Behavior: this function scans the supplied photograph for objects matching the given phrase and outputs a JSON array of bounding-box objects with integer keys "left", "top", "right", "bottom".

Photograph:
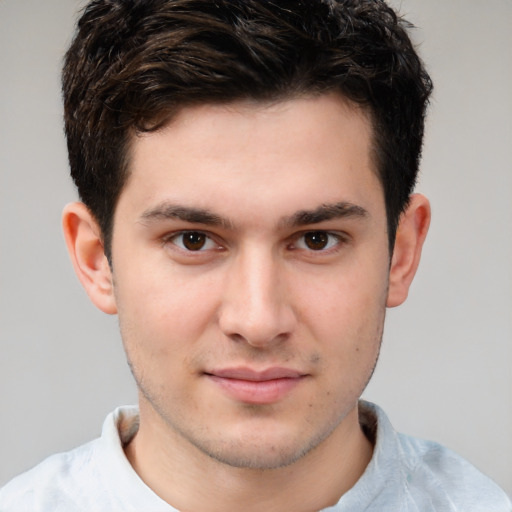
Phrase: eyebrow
[
  {"left": 139, "top": 203, "right": 234, "bottom": 229},
  {"left": 282, "top": 202, "right": 368, "bottom": 227},
  {"left": 139, "top": 200, "right": 368, "bottom": 230}
]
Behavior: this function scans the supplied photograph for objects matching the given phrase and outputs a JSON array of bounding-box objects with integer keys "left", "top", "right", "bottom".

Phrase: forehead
[{"left": 120, "top": 93, "right": 383, "bottom": 225}]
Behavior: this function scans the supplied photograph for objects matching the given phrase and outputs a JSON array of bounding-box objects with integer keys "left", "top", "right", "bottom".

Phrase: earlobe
[
  {"left": 62, "top": 202, "right": 117, "bottom": 315},
  {"left": 386, "top": 194, "right": 431, "bottom": 308}
]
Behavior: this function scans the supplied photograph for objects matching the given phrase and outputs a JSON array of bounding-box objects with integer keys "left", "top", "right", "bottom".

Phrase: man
[{"left": 0, "top": 0, "right": 510, "bottom": 510}]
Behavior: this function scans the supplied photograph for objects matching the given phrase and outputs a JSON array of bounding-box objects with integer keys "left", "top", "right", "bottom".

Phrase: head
[
  {"left": 61, "top": 0, "right": 432, "bottom": 483},
  {"left": 63, "top": 0, "right": 432, "bottom": 260}
]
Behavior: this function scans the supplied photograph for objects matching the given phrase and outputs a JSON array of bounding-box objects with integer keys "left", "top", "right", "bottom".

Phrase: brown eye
[
  {"left": 166, "top": 230, "right": 222, "bottom": 258},
  {"left": 303, "top": 231, "right": 329, "bottom": 250},
  {"left": 179, "top": 232, "right": 208, "bottom": 251}
]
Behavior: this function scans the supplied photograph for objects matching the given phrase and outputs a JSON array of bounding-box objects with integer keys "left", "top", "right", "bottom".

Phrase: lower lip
[{"left": 207, "top": 375, "right": 303, "bottom": 405}]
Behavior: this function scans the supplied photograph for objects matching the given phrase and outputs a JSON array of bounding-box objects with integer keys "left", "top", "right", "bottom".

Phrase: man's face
[{"left": 110, "top": 94, "right": 390, "bottom": 469}]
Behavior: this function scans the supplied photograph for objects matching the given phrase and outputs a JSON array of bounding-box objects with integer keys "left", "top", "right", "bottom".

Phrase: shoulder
[
  {"left": 0, "top": 439, "right": 99, "bottom": 512},
  {"left": 396, "top": 431, "right": 512, "bottom": 511},
  {"left": 0, "top": 406, "right": 141, "bottom": 512},
  {"left": 355, "top": 401, "right": 511, "bottom": 512}
]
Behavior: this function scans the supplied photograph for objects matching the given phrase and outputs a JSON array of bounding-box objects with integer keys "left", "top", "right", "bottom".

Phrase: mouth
[{"left": 204, "top": 367, "right": 307, "bottom": 405}]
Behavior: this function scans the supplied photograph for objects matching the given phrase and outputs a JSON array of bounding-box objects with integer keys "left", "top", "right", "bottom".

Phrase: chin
[
  {"left": 188, "top": 422, "right": 333, "bottom": 471},
  {"left": 200, "top": 441, "right": 310, "bottom": 470}
]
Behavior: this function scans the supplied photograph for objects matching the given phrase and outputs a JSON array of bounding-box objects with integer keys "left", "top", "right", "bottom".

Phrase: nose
[{"left": 218, "top": 246, "right": 296, "bottom": 348}]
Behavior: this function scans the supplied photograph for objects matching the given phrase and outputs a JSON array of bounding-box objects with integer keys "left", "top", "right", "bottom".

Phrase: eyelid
[
  {"left": 289, "top": 230, "right": 349, "bottom": 252},
  {"left": 162, "top": 230, "right": 224, "bottom": 252},
  {"left": 160, "top": 228, "right": 349, "bottom": 256}
]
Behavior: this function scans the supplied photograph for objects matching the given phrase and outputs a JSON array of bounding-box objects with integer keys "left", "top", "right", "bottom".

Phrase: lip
[{"left": 205, "top": 367, "right": 307, "bottom": 405}]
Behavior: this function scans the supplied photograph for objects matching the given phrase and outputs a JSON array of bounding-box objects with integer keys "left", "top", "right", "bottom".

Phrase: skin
[{"left": 63, "top": 93, "right": 430, "bottom": 511}]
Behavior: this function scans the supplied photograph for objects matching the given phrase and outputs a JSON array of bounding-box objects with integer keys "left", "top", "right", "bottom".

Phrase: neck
[{"left": 124, "top": 400, "right": 373, "bottom": 512}]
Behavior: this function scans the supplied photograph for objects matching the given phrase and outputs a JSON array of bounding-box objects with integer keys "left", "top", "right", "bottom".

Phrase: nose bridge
[{"left": 219, "top": 242, "right": 294, "bottom": 347}]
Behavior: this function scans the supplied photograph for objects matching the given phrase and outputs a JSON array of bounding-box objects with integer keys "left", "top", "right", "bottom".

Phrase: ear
[
  {"left": 62, "top": 202, "right": 117, "bottom": 314},
  {"left": 386, "top": 193, "right": 431, "bottom": 308}
]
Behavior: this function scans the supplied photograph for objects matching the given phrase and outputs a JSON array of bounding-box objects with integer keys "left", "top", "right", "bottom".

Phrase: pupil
[
  {"left": 305, "top": 232, "right": 328, "bottom": 250},
  {"left": 183, "top": 232, "right": 206, "bottom": 251}
]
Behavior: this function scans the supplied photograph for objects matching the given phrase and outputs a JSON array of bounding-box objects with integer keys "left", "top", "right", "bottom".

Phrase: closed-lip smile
[{"left": 204, "top": 367, "right": 307, "bottom": 404}]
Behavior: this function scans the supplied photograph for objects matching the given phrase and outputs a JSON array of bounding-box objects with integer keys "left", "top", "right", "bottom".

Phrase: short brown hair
[{"left": 63, "top": 0, "right": 433, "bottom": 258}]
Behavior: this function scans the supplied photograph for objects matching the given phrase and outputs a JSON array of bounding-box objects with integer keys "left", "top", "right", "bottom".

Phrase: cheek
[
  {"left": 114, "top": 270, "right": 221, "bottom": 360},
  {"left": 294, "top": 259, "right": 388, "bottom": 347},
  {"left": 301, "top": 274, "right": 386, "bottom": 403}
]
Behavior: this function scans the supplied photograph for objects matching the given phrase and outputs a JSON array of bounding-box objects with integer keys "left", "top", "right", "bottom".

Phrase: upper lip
[{"left": 206, "top": 367, "right": 305, "bottom": 381}]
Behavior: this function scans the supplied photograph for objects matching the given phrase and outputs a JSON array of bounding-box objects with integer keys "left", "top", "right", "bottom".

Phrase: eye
[
  {"left": 169, "top": 231, "right": 218, "bottom": 251},
  {"left": 293, "top": 231, "right": 343, "bottom": 251}
]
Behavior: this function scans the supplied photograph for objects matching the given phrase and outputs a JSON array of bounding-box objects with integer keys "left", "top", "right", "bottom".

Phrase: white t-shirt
[{"left": 1, "top": 401, "right": 510, "bottom": 511}]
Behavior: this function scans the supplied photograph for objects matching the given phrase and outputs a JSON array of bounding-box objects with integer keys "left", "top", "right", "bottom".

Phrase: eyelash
[
  {"left": 289, "top": 231, "right": 347, "bottom": 253},
  {"left": 162, "top": 231, "right": 222, "bottom": 253},
  {"left": 162, "top": 230, "right": 348, "bottom": 255}
]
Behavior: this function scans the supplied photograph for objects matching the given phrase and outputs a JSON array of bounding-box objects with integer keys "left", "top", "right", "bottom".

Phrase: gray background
[{"left": 1, "top": 0, "right": 511, "bottom": 496}]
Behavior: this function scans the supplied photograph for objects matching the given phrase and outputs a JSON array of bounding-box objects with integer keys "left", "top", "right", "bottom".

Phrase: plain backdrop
[{"left": 1, "top": 0, "right": 511, "bottom": 497}]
